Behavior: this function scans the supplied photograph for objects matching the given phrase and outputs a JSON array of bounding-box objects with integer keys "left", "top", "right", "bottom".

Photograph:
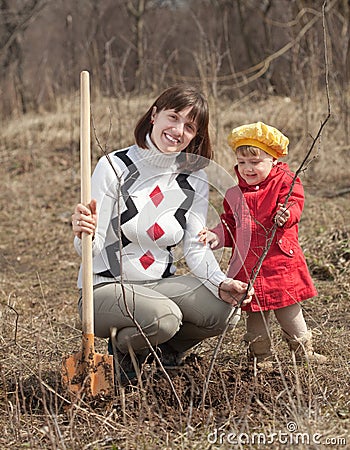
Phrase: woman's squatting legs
[{"left": 78, "top": 281, "right": 183, "bottom": 354}]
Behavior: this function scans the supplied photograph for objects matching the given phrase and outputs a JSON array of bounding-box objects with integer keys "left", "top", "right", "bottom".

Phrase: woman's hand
[
  {"left": 71, "top": 199, "right": 97, "bottom": 239},
  {"left": 219, "top": 279, "right": 254, "bottom": 306},
  {"left": 198, "top": 227, "right": 220, "bottom": 249}
]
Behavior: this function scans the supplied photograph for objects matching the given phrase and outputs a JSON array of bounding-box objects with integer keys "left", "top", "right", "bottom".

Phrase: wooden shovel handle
[{"left": 80, "top": 71, "right": 94, "bottom": 336}]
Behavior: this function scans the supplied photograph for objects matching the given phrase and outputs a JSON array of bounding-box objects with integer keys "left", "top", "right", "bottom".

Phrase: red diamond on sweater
[
  {"left": 139, "top": 250, "right": 155, "bottom": 269},
  {"left": 149, "top": 185, "right": 164, "bottom": 207},
  {"left": 147, "top": 223, "right": 165, "bottom": 240}
]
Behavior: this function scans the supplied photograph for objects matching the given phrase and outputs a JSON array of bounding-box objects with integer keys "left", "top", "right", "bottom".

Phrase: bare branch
[
  {"left": 0, "top": 0, "right": 49, "bottom": 61},
  {"left": 175, "top": 0, "right": 338, "bottom": 88}
]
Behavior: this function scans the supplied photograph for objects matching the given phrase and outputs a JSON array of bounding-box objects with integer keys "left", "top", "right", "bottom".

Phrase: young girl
[{"left": 199, "top": 121, "right": 326, "bottom": 367}]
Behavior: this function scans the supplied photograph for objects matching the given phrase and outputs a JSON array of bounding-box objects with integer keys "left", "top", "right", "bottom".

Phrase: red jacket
[{"left": 211, "top": 162, "right": 317, "bottom": 311}]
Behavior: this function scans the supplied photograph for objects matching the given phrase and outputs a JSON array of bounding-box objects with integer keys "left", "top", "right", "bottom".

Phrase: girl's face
[
  {"left": 150, "top": 106, "right": 198, "bottom": 154},
  {"left": 236, "top": 149, "right": 275, "bottom": 185}
]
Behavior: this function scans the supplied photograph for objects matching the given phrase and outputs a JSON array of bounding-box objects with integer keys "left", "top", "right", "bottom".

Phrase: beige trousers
[
  {"left": 245, "top": 303, "right": 308, "bottom": 340},
  {"left": 78, "top": 275, "right": 240, "bottom": 354}
]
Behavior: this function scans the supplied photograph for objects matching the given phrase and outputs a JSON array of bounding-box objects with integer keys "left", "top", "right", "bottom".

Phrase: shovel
[{"left": 62, "top": 70, "right": 114, "bottom": 399}]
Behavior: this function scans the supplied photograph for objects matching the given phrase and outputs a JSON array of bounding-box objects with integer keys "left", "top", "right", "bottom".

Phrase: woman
[{"left": 72, "top": 86, "right": 252, "bottom": 376}]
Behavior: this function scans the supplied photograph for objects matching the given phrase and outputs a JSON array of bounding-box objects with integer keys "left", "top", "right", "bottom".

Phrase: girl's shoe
[
  {"left": 244, "top": 333, "right": 274, "bottom": 370},
  {"left": 283, "top": 330, "right": 327, "bottom": 364}
]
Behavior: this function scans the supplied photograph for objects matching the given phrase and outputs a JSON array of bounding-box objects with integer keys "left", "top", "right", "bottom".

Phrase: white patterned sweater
[{"left": 74, "top": 138, "right": 227, "bottom": 298}]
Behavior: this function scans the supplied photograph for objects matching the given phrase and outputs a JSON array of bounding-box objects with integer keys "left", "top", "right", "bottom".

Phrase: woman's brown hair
[{"left": 134, "top": 85, "right": 212, "bottom": 171}]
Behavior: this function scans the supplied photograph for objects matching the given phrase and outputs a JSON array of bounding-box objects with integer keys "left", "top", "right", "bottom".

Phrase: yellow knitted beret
[{"left": 227, "top": 121, "right": 289, "bottom": 159}]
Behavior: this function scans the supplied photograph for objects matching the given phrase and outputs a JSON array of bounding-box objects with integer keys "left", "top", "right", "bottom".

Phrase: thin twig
[{"left": 6, "top": 302, "right": 19, "bottom": 345}]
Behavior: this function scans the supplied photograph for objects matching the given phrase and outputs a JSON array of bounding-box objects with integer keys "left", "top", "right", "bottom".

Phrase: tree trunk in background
[
  {"left": 342, "top": 0, "right": 350, "bottom": 144},
  {"left": 0, "top": 0, "right": 26, "bottom": 113},
  {"left": 0, "top": 0, "right": 48, "bottom": 115},
  {"left": 126, "top": 0, "right": 146, "bottom": 92}
]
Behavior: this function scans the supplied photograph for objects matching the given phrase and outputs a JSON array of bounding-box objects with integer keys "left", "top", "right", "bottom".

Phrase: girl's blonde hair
[{"left": 236, "top": 145, "right": 263, "bottom": 157}]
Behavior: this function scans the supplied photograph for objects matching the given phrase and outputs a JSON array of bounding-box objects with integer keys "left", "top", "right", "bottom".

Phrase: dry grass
[{"left": 0, "top": 90, "right": 349, "bottom": 449}]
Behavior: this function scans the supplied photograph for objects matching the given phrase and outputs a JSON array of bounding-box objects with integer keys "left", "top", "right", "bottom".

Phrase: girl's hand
[
  {"left": 72, "top": 199, "right": 97, "bottom": 239},
  {"left": 274, "top": 203, "right": 290, "bottom": 227},
  {"left": 219, "top": 279, "right": 254, "bottom": 306},
  {"left": 198, "top": 227, "right": 220, "bottom": 249}
]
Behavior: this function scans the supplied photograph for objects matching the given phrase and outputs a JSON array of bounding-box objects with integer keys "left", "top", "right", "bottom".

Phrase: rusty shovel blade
[{"left": 62, "top": 333, "right": 114, "bottom": 399}]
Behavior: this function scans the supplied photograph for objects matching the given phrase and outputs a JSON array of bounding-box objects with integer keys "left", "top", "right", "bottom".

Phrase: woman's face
[
  {"left": 236, "top": 149, "right": 274, "bottom": 185},
  {"left": 150, "top": 106, "right": 198, "bottom": 154}
]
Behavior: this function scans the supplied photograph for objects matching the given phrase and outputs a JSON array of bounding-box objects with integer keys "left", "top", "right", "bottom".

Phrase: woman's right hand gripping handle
[{"left": 71, "top": 199, "right": 97, "bottom": 239}]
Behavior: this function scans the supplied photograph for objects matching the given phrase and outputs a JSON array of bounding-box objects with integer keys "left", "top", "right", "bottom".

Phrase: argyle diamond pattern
[
  {"left": 139, "top": 250, "right": 155, "bottom": 269},
  {"left": 146, "top": 223, "right": 165, "bottom": 241},
  {"left": 149, "top": 185, "right": 164, "bottom": 207}
]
